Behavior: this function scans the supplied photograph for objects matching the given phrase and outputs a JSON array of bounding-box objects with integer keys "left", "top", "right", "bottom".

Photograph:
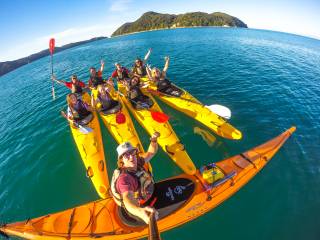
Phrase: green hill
[
  {"left": 112, "top": 11, "right": 247, "bottom": 37},
  {"left": 0, "top": 37, "right": 107, "bottom": 77}
]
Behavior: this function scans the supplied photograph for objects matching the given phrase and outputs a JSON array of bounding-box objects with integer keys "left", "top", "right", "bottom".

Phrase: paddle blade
[
  {"left": 206, "top": 104, "right": 231, "bottom": 120},
  {"left": 116, "top": 112, "right": 126, "bottom": 124},
  {"left": 49, "top": 38, "right": 55, "bottom": 55},
  {"left": 151, "top": 111, "right": 169, "bottom": 123},
  {"left": 78, "top": 124, "right": 92, "bottom": 134}
]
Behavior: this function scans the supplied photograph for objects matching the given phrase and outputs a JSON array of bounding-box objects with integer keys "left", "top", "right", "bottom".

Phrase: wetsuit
[
  {"left": 132, "top": 65, "right": 147, "bottom": 77},
  {"left": 128, "top": 85, "right": 153, "bottom": 109},
  {"left": 89, "top": 70, "right": 105, "bottom": 88},
  {"left": 157, "top": 78, "right": 183, "bottom": 97},
  {"left": 68, "top": 100, "right": 93, "bottom": 125},
  {"left": 112, "top": 67, "right": 130, "bottom": 82},
  {"left": 97, "top": 93, "right": 121, "bottom": 115}
]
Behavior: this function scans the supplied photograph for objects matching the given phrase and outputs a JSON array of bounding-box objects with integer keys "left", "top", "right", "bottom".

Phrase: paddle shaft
[
  {"left": 49, "top": 38, "right": 55, "bottom": 99},
  {"left": 148, "top": 212, "right": 161, "bottom": 240}
]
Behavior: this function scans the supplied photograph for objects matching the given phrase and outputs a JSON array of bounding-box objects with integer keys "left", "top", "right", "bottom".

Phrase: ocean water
[{"left": 0, "top": 27, "right": 320, "bottom": 239}]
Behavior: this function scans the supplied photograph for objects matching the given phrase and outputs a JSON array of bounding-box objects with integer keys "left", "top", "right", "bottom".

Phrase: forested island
[
  {"left": 112, "top": 11, "right": 247, "bottom": 37},
  {"left": 0, "top": 37, "right": 107, "bottom": 77}
]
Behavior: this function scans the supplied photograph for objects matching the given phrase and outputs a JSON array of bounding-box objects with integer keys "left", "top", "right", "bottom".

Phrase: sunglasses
[{"left": 122, "top": 149, "right": 137, "bottom": 158}]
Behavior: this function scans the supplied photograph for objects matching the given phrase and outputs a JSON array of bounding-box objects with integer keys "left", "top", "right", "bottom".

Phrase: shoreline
[
  {"left": 111, "top": 25, "right": 236, "bottom": 38},
  {"left": 111, "top": 26, "right": 320, "bottom": 42}
]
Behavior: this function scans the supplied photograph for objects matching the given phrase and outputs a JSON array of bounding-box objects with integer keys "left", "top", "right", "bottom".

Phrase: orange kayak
[{"left": 0, "top": 127, "right": 295, "bottom": 240}]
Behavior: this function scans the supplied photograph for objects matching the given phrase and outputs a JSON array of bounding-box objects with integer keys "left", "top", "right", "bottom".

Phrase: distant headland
[
  {"left": 111, "top": 11, "right": 247, "bottom": 37},
  {"left": 0, "top": 37, "right": 107, "bottom": 77}
]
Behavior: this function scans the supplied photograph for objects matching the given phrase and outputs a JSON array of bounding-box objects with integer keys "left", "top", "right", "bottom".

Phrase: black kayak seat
[
  {"left": 100, "top": 101, "right": 121, "bottom": 115},
  {"left": 117, "top": 178, "right": 195, "bottom": 227}
]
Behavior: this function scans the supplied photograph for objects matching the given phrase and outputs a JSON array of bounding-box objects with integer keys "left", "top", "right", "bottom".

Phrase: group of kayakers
[{"left": 52, "top": 49, "right": 184, "bottom": 224}]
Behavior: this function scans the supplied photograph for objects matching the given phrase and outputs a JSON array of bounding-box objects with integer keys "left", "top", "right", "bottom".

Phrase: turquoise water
[{"left": 0, "top": 27, "right": 320, "bottom": 239}]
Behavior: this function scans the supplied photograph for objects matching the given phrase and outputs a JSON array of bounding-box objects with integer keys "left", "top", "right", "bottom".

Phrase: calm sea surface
[{"left": 0, "top": 28, "right": 320, "bottom": 239}]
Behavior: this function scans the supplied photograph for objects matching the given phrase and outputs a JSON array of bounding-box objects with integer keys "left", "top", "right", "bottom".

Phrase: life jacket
[
  {"left": 97, "top": 92, "right": 113, "bottom": 110},
  {"left": 117, "top": 68, "right": 129, "bottom": 80},
  {"left": 71, "top": 82, "right": 83, "bottom": 94},
  {"left": 157, "top": 78, "right": 172, "bottom": 92},
  {"left": 90, "top": 74, "right": 105, "bottom": 88},
  {"left": 128, "top": 85, "right": 144, "bottom": 100},
  {"left": 71, "top": 100, "right": 91, "bottom": 120},
  {"left": 110, "top": 159, "right": 154, "bottom": 206},
  {"left": 133, "top": 66, "right": 147, "bottom": 76}
]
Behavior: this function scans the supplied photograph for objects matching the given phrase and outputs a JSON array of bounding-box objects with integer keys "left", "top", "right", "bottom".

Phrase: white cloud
[
  {"left": 110, "top": 0, "right": 132, "bottom": 12},
  {"left": 0, "top": 25, "right": 116, "bottom": 62},
  {"left": 37, "top": 25, "right": 107, "bottom": 44}
]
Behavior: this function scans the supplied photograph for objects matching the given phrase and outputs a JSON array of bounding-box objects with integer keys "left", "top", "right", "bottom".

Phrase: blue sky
[{"left": 1, "top": 0, "right": 319, "bottom": 62}]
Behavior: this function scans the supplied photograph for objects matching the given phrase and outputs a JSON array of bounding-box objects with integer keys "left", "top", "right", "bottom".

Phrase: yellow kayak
[
  {"left": 91, "top": 89, "right": 145, "bottom": 153},
  {"left": 118, "top": 84, "right": 196, "bottom": 175},
  {"left": 69, "top": 92, "right": 109, "bottom": 198},
  {"left": 141, "top": 77, "right": 242, "bottom": 140}
]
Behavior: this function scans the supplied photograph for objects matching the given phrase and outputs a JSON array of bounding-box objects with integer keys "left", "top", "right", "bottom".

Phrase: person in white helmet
[{"left": 110, "top": 132, "right": 160, "bottom": 224}]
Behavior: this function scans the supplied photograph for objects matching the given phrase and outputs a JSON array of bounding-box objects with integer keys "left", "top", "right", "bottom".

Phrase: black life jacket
[
  {"left": 90, "top": 74, "right": 105, "bottom": 88},
  {"left": 117, "top": 68, "right": 129, "bottom": 80},
  {"left": 157, "top": 78, "right": 172, "bottom": 92},
  {"left": 128, "top": 85, "right": 144, "bottom": 100},
  {"left": 133, "top": 66, "right": 147, "bottom": 76},
  {"left": 97, "top": 92, "right": 113, "bottom": 109},
  {"left": 72, "top": 100, "right": 91, "bottom": 120},
  {"left": 71, "top": 82, "right": 83, "bottom": 94}
]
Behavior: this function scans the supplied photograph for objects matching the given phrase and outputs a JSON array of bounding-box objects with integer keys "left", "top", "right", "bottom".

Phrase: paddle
[
  {"left": 148, "top": 88, "right": 232, "bottom": 120},
  {"left": 116, "top": 90, "right": 170, "bottom": 123},
  {"left": 205, "top": 104, "right": 231, "bottom": 120},
  {"left": 49, "top": 38, "right": 56, "bottom": 100},
  {"left": 60, "top": 111, "right": 93, "bottom": 134},
  {"left": 148, "top": 212, "right": 161, "bottom": 240}
]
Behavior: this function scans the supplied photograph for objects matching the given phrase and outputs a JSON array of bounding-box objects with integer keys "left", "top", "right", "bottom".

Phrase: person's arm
[
  {"left": 91, "top": 94, "right": 96, "bottom": 109},
  {"left": 162, "top": 56, "right": 170, "bottom": 78},
  {"left": 51, "top": 75, "right": 65, "bottom": 85},
  {"left": 67, "top": 107, "right": 74, "bottom": 120},
  {"left": 143, "top": 48, "right": 152, "bottom": 62},
  {"left": 146, "top": 65, "right": 153, "bottom": 82},
  {"left": 141, "top": 132, "right": 160, "bottom": 162},
  {"left": 100, "top": 60, "right": 105, "bottom": 73},
  {"left": 122, "top": 191, "right": 155, "bottom": 224}
]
